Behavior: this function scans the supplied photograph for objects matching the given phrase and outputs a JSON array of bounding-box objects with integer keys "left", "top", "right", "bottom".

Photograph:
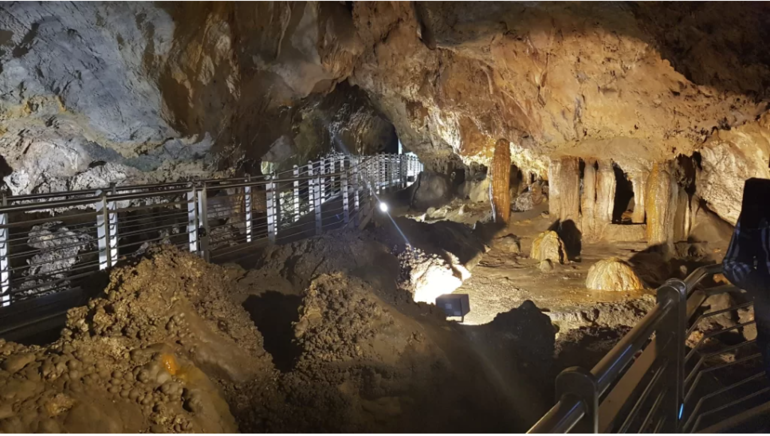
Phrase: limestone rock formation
[
  {"left": 397, "top": 246, "right": 469, "bottom": 304},
  {"left": 494, "top": 233, "right": 521, "bottom": 254},
  {"left": 530, "top": 231, "right": 569, "bottom": 265},
  {"left": 585, "top": 258, "right": 644, "bottom": 291},
  {"left": 4, "top": 2, "right": 770, "bottom": 252}
]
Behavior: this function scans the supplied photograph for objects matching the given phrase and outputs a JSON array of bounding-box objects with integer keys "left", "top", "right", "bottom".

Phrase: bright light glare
[{"left": 379, "top": 202, "right": 389, "bottom": 212}]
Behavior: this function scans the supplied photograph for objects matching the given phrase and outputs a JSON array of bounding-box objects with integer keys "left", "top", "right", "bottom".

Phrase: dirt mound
[
  {"left": 2, "top": 238, "right": 558, "bottom": 433},
  {"left": 226, "top": 273, "right": 529, "bottom": 433},
  {"left": 0, "top": 247, "right": 272, "bottom": 433},
  {"left": 295, "top": 273, "right": 420, "bottom": 364}
]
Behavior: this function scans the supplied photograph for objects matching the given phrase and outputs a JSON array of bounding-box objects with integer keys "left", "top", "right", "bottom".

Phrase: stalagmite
[
  {"left": 491, "top": 139, "right": 511, "bottom": 222},
  {"left": 596, "top": 160, "right": 616, "bottom": 224},
  {"left": 645, "top": 162, "right": 679, "bottom": 249},
  {"left": 548, "top": 157, "right": 580, "bottom": 223},
  {"left": 581, "top": 159, "right": 598, "bottom": 238},
  {"left": 673, "top": 186, "right": 691, "bottom": 242},
  {"left": 630, "top": 171, "right": 648, "bottom": 224}
]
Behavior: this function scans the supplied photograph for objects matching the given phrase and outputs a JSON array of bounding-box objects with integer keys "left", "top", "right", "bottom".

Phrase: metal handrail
[
  {"left": 0, "top": 153, "right": 424, "bottom": 308},
  {"left": 529, "top": 264, "right": 723, "bottom": 433}
]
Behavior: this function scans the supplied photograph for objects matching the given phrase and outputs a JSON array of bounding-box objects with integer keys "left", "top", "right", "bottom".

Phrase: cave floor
[{"left": 453, "top": 204, "right": 651, "bottom": 326}]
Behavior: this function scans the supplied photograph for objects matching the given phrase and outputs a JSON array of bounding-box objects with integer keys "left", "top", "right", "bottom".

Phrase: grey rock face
[
  {"left": 0, "top": 3, "right": 222, "bottom": 195},
  {"left": 20, "top": 221, "right": 93, "bottom": 298}
]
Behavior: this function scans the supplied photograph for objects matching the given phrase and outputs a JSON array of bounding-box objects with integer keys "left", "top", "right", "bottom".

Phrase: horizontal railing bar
[
  {"left": 527, "top": 395, "right": 586, "bottom": 434},
  {"left": 690, "top": 385, "right": 770, "bottom": 432},
  {"left": 592, "top": 301, "right": 671, "bottom": 395}
]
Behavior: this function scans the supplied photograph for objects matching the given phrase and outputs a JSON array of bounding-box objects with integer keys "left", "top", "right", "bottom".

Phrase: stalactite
[
  {"left": 596, "top": 160, "right": 615, "bottom": 224},
  {"left": 581, "top": 159, "right": 597, "bottom": 238},
  {"left": 630, "top": 170, "right": 648, "bottom": 224},
  {"left": 491, "top": 138, "right": 511, "bottom": 222},
  {"left": 645, "top": 162, "right": 678, "bottom": 250}
]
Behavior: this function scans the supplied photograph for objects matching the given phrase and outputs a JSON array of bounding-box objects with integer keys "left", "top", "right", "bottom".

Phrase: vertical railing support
[
  {"left": 0, "top": 194, "right": 9, "bottom": 307},
  {"left": 320, "top": 157, "right": 327, "bottom": 201},
  {"left": 198, "top": 183, "right": 210, "bottom": 262},
  {"left": 293, "top": 165, "right": 300, "bottom": 222},
  {"left": 656, "top": 278, "right": 688, "bottom": 432},
  {"left": 352, "top": 157, "right": 360, "bottom": 224},
  {"left": 556, "top": 367, "right": 600, "bottom": 433},
  {"left": 329, "top": 155, "right": 336, "bottom": 197},
  {"left": 244, "top": 175, "right": 253, "bottom": 243},
  {"left": 314, "top": 161, "right": 322, "bottom": 235},
  {"left": 266, "top": 177, "right": 277, "bottom": 243},
  {"left": 96, "top": 189, "right": 116, "bottom": 270},
  {"left": 308, "top": 161, "right": 316, "bottom": 226},
  {"left": 341, "top": 156, "right": 350, "bottom": 224},
  {"left": 187, "top": 184, "right": 199, "bottom": 254}
]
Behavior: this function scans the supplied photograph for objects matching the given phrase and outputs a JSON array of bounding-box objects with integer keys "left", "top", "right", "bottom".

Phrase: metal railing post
[
  {"left": 266, "top": 176, "right": 277, "bottom": 243},
  {"left": 330, "top": 155, "right": 336, "bottom": 197},
  {"left": 0, "top": 194, "right": 9, "bottom": 307},
  {"left": 656, "top": 278, "right": 688, "bottom": 432},
  {"left": 376, "top": 154, "right": 382, "bottom": 194},
  {"left": 108, "top": 183, "right": 117, "bottom": 266},
  {"left": 198, "top": 183, "right": 210, "bottom": 261},
  {"left": 96, "top": 190, "right": 113, "bottom": 270},
  {"left": 352, "top": 157, "right": 360, "bottom": 224},
  {"left": 293, "top": 165, "right": 300, "bottom": 222},
  {"left": 556, "top": 367, "right": 600, "bottom": 433},
  {"left": 320, "top": 157, "right": 327, "bottom": 201},
  {"left": 314, "top": 160, "right": 322, "bottom": 235},
  {"left": 342, "top": 156, "right": 350, "bottom": 224},
  {"left": 187, "top": 184, "right": 199, "bottom": 254},
  {"left": 244, "top": 175, "right": 252, "bottom": 243}
]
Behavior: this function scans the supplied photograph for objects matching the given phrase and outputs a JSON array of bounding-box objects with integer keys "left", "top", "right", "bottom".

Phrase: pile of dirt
[
  {"left": 2, "top": 244, "right": 558, "bottom": 433},
  {"left": 0, "top": 247, "right": 272, "bottom": 433}
]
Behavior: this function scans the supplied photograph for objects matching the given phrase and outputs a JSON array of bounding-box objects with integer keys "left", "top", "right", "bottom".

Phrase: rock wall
[
  {"left": 2, "top": 1, "right": 770, "bottom": 231},
  {"left": 0, "top": 2, "right": 379, "bottom": 194}
]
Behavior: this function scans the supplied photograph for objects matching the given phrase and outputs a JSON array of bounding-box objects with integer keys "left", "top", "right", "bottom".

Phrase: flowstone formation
[
  {"left": 585, "top": 258, "right": 644, "bottom": 292},
  {"left": 530, "top": 231, "right": 569, "bottom": 265}
]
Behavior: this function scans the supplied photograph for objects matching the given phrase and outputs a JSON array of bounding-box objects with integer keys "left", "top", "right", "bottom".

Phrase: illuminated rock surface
[{"left": 585, "top": 257, "right": 644, "bottom": 292}]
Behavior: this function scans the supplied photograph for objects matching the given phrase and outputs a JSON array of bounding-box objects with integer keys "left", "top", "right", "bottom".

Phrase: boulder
[
  {"left": 494, "top": 234, "right": 521, "bottom": 254},
  {"left": 530, "top": 231, "right": 569, "bottom": 264},
  {"left": 459, "top": 177, "right": 490, "bottom": 203},
  {"left": 409, "top": 172, "right": 453, "bottom": 211},
  {"left": 539, "top": 260, "right": 554, "bottom": 273},
  {"left": 585, "top": 258, "right": 644, "bottom": 291}
]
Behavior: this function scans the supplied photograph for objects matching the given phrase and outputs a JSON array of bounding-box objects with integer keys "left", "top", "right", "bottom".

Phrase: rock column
[
  {"left": 581, "top": 159, "right": 598, "bottom": 238},
  {"left": 629, "top": 171, "right": 648, "bottom": 224},
  {"left": 548, "top": 157, "right": 580, "bottom": 223},
  {"left": 492, "top": 139, "right": 511, "bottom": 222},
  {"left": 645, "top": 162, "right": 678, "bottom": 250},
  {"left": 596, "top": 160, "right": 616, "bottom": 225}
]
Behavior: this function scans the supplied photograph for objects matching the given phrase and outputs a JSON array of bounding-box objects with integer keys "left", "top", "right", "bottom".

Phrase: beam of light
[{"left": 367, "top": 182, "right": 411, "bottom": 247}]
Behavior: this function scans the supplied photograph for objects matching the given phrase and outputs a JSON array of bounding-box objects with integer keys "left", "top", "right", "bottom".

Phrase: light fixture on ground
[{"left": 379, "top": 202, "right": 389, "bottom": 213}]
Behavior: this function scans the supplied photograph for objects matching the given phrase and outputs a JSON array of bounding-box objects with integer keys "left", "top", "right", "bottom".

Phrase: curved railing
[{"left": 529, "top": 263, "right": 767, "bottom": 433}]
